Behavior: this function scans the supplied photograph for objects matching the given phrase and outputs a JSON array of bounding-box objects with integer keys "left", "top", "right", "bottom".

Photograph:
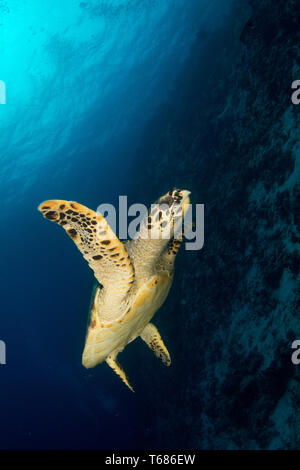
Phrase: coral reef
[{"left": 130, "top": 0, "right": 300, "bottom": 449}]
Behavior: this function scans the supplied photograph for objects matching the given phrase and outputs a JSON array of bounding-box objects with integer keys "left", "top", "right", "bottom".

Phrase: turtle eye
[
  {"left": 158, "top": 189, "right": 185, "bottom": 207},
  {"left": 157, "top": 194, "right": 173, "bottom": 207},
  {"left": 163, "top": 195, "right": 174, "bottom": 207}
]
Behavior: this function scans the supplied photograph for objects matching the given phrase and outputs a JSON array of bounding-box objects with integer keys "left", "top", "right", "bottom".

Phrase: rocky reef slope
[{"left": 130, "top": 0, "right": 300, "bottom": 449}]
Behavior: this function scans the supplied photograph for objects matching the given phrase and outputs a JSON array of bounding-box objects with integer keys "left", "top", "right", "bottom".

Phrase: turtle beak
[
  {"left": 180, "top": 190, "right": 191, "bottom": 206},
  {"left": 179, "top": 190, "right": 191, "bottom": 217}
]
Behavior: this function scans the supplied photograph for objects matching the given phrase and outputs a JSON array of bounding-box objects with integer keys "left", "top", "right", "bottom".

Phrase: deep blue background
[{"left": 0, "top": 0, "right": 235, "bottom": 449}]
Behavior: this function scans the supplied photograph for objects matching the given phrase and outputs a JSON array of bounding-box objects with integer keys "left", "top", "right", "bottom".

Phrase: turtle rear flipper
[
  {"left": 106, "top": 354, "right": 134, "bottom": 392},
  {"left": 140, "top": 323, "right": 171, "bottom": 366}
]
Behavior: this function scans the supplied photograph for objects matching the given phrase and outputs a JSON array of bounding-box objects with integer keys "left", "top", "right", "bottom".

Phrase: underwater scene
[{"left": 0, "top": 0, "right": 299, "bottom": 450}]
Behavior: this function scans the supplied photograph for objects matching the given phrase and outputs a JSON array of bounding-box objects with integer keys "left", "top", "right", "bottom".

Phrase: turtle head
[
  {"left": 156, "top": 188, "right": 191, "bottom": 211},
  {"left": 144, "top": 188, "right": 191, "bottom": 241}
]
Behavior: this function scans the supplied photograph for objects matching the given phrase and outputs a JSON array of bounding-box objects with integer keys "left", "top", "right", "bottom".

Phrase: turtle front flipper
[
  {"left": 140, "top": 323, "right": 171, "bottom": 366},
  {"left": 38, "top": 200, "right": 135, "bottom": 311}
]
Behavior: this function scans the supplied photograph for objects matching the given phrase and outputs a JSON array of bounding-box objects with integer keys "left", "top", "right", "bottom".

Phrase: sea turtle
[{"left": 38, "top": 189, "right": 191, "bottom": 391}]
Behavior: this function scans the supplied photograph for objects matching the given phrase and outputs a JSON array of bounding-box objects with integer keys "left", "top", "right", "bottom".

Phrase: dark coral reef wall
[{"left": 129, "top": 0, "right": 300, "bottom": 450}]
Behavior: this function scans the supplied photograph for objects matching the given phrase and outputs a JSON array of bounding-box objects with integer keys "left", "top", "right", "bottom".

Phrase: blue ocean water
[{"left": 0, "top": 0, "right": 235, "bottom": 449}]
